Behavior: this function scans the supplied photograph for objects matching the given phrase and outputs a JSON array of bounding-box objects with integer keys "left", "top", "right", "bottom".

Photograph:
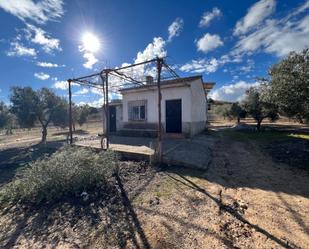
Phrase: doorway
[
  {"left": 165, "top": 99, "right": 182, "bottom": 133},
  {"left": 109, "top": 106, "right": 117, "bottom": 132}
]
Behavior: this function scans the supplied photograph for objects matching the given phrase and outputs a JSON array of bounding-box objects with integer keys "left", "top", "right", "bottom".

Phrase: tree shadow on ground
[
  {"left": 151, "top": 171, "right": 295, "bottom": 249},
  {"left": 0, "top": 172, "right": 151, "bottom": 249},
  {"left": 0, "top": 141, "right": 64, "bottom": 186},
  {"left": 157, "top": 126, "right": 309, "bottom": 248}
]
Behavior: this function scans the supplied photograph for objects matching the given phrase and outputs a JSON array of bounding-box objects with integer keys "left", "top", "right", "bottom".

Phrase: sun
[{"left": 82, "top": 32, "right": 100, "bottom": 53}]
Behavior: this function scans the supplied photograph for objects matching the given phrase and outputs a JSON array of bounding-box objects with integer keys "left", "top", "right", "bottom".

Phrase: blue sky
[{"left": 0, "top": 0, "right": 309, "bottom": 106}]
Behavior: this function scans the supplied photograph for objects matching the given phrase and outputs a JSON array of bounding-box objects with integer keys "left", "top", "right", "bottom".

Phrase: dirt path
[{"left": 133, "top": 134, "right": 309, "bottom": 249}]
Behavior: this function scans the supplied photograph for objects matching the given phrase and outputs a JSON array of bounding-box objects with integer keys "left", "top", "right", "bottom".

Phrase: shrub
[{"left": 0, "top": 146, "right": 118, "bottom": 204}]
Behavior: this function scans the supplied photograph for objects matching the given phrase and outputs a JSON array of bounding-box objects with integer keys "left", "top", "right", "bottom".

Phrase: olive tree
[
  {"left": 269, "top": 49, "right": 309, "bottom": 123},
  {"left": 10, "top": 87, "right": 68, "bottom": 143},
  {"left": 229, "top": 102, "right": 247, "bottom": 124},
  {"left": 242, "top": 85, "right": 279, "bottom": 131},
  {"left": 77, "top": 105, "right": 91, "bottom": 127},
  {"left": 213, "top": 104, "right": 232, "bottom": 120},
  {"left": 0, "top": 102, "right": 15, "bottom": 134}
]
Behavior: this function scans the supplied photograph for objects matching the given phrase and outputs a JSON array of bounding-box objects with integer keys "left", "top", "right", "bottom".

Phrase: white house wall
[
  {"left": 189, "top": 79, "right": 207, "bottom": 135},
  {"left": 122, "top": 85, "right": 192, "bottom": 123},
  {"left": 121, "top": 78, "right": 207, "bottom": 137}
]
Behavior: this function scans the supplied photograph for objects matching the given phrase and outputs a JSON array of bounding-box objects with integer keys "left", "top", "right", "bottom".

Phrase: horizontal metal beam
[{"left": 111, "top": 58, "right": 159, "bottom": 72}]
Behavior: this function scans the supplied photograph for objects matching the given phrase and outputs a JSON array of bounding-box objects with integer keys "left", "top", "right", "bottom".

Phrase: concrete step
[{"left": 117, "top": 129, "right": 157, "bottom": 138}]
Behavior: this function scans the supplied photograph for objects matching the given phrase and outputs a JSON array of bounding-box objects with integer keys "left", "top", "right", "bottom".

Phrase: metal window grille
[{"left": 128, "top": 100, "right": 147, "bottom": 121}]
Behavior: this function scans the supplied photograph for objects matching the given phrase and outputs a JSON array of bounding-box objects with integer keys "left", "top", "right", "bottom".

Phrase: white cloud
[
  {"left": 196, "top": 33, "right": 223, "bottom": 53},
  {"left": 234, "top": 13, "right": 309, "bottom": 57},
  {"left": 135, "top": 37, "right": 167, "bottom": 63},
  {"left": 53, "top": 80, "right": 68, "bottom": 90},
  {"left": 234, "top": 0, "right": 276, "bottom": 36},
  {"left": 209, "top": 81, "right": 260, "bottom": 102},
  {"left": 78, "top": 34, "right": 101, "bottom": 69},
  {"left": 180, "top": 58, "right": 219, "bottom": 74},
  {"left": 84, "top": 97, "right": 104, "bottom": 108},
  {"left": 73, "top": 88, "right": 89, "bottom": 96},
  {"left": 53, "top": 80, "right": 78, "bottom": 90},
  {"left": 0, "top": 0, "right": 64, "bottom": 24},
  {"left": 36, "top": 61, "right": 64, "bottom": 68},
  {"left": 26, "top": 24, "right": 61, "bottom": 53},
  {"left": 6, "top": 41, "right": 37, "bottom": 57},
  {"left": 199, "top": 7, "right": 221, "bottom": 27},
  {"left": 119, "top": 37, "right": 167, "bottom": 79},
  {"left": 168, "top": 18, "right": 184, "bottom": 42},
  {"left": 106, "top": 36, "right": 167, "bottom": 90},
  {"left": 34, "top": 72, "right": 50, "bottom": 80},
  {"left": 239, "top": 59, "right": 255, "bottom": 73},
  {"left": 82, "top": 52, "right": 98, "bottom": 69}
]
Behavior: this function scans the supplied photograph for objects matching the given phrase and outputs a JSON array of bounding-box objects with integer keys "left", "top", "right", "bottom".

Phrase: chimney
[{"left": 146, "top": 75, "right": 154, "bottom": 85}]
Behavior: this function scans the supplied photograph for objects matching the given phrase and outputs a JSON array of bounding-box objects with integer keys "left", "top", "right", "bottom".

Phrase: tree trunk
[
  {"left": 41, "top": 125, "right": 47, "bottom": 143},
  {"left": 256, "top": 120, "right": 261, "bottom": 131},
  {"left": 237, "top": 117, "right": 240, "bottom": 124},
  {"left": 73, "top": 122, "right": 76, "bottom": 132}
]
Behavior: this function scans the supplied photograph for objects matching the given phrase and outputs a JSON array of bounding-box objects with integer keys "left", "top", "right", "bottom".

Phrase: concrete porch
[{"left": 75, "top": 134, "right": 216, "bottom": 170}]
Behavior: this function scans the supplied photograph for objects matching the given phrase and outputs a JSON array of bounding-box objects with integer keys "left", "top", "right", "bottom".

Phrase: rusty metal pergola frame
[{"left": 67, "top": 57, "right": 179, "bottom": 162}]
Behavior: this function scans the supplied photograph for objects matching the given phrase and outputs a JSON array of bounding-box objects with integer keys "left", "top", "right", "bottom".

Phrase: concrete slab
[
  {"left": 163, "top": 134, "right": 217, "bottom": 170},
  {"left": 74, "top": 134, "right": 216, "bottom": 170}
]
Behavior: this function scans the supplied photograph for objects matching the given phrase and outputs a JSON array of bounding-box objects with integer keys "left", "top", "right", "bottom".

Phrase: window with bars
[{"left": 128, "top": 100, "right": 147, "bottom": 121}]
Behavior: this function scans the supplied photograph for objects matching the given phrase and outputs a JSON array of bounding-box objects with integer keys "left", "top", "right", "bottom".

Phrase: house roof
[
  {"left": 119, "top": 75, "right": 203, "bottom": 93},
  {"left": 203, "top": 82, "right": 215, "bottom": 93}
]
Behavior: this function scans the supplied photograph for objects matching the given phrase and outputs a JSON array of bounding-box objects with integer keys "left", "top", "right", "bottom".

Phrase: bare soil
[{"left": 0, "top": 125, "right": 308, "bottom": 248}]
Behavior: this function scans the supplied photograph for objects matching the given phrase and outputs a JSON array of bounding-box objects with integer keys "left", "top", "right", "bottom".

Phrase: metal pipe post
[
  {"left": 157, "top": 58, "right": 163, "bottom": 163},
  {"left": 68, "top": 79, "right": 73, "bottom": 144},
  {"left": 105, "top": 70, "right": 110, "bottom": 149}
]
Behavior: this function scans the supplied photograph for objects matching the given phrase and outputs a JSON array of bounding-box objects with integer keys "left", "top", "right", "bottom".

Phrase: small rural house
[{"left": 108, "top": 75, "right": 214, "bottom": 137}]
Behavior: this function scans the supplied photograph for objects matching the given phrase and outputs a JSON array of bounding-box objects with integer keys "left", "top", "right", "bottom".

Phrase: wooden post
[
  {"left": 68, "top": 79, "right": 73, "bottom": 144},
  {"left": 157, "top": 58, "right": 163, "bottom": 163},
  {"left": 105, "top": 70, "right": 110, "bottom": 149}
]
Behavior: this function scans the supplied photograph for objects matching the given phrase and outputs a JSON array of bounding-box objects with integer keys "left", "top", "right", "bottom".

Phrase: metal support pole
[
  {"left": 157, "top": 58, "right": 163, "bottom": 163},
  {"left": 105, "top": 70, "right": 110, "bottom": 149},
  {"left": 68, "top": 79, "right": 73, "bottom": 144},
  {"left": 100, "top": 74, "right": 106, "bottom": 137}
]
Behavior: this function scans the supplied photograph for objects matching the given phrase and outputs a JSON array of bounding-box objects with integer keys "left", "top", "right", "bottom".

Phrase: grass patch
[
  {"left": 220, "top": 129, "right": 308, "bottom": 142},
  {"left": 288, "top": 133, "right": 309, "bottom": 140},
  {"left": 0, "top": 146, "right": 118, "bottom": 205}
]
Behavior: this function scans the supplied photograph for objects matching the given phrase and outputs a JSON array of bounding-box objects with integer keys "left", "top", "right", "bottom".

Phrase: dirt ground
[{"left": 0, "top": 122, "right": 308, "bottom": 249}]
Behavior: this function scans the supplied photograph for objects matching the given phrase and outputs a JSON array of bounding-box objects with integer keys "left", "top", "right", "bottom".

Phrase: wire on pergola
[{"left": 67, "top": 57, "right": 179, "bottom": 162}]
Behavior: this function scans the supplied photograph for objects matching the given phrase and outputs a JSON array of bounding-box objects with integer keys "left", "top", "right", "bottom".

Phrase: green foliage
[
  {"left": 221, "top": 129, "right": 308, "bottom": 142},
  {"left": 77, "top": 105, "right": 91, "bottom": 127},
  {"left": 269, "top": 49, "right": 309, "bottom": 122},
  {"left": 52, "top": 99, "right": 69, "bottom": 128},
  {"left": 212, "top": 104, "right": 232, "bottom": 119},
  {"left": 0, "top": 147, "right": 118, "bottom": 204},
  {"left": 229, "top": 102, "right": 247, "bottom": 123},
  {"left": 10, "top": 87, "right": 69, "bottom": 142},
  {"left": 10, "top": 87, "right": 38, "bottom": 128},
  {"left": 0, "top": 102, "right": 15, "bottom": 133},
  {"left": 242, "top": 85, "right": 279, "bottom": 130},
  {"left": 72, "top": 104, "right": 91, "bottom": 128}
]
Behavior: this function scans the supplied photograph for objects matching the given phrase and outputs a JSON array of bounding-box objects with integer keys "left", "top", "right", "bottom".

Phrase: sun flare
[{"left": 82, "top": 32, "right": 100, "bottom": 53}]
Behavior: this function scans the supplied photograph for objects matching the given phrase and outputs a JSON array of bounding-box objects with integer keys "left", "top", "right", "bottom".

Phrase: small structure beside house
[{"left": 107, "top": 75, "right": 214, "bottom": 137}]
